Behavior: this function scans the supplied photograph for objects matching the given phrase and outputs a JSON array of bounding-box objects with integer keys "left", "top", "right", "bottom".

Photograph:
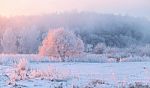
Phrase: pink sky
[{"left": 0, "top": 0, "right": 150, "bottom": 18}]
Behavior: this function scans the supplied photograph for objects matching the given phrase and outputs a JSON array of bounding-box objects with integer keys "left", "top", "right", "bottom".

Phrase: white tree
[
  {"left": 138, "top": 44, "right": 150, "bottom": 56},
  {"left": 1, "top": 28, "right": 18, "bottom": 53},
  {"left": 85, "top": 44, "right": 93, "bottom": 53},
  {"left": 93, "top": 43, "right": 106, "bottom": 54},
  {"left": 18, "top": 26, "right": 40, "bottom": 54},
  {"left": 39, "top": 28, "right": 84, "bottom": 61}
]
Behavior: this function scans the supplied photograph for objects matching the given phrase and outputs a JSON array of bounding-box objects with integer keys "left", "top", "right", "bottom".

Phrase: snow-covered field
[{"left": 1, "top": 55, "right": 150, "bottom": 88}]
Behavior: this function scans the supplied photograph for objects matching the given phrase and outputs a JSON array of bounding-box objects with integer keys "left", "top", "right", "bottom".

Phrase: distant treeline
[{"left": 0, "top": 12, "right": 150, "bottom": 54}]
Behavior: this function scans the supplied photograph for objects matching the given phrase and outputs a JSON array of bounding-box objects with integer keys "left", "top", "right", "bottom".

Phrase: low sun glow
[{"left": 0, "top": 0, "right": 149, "bottom": 17}]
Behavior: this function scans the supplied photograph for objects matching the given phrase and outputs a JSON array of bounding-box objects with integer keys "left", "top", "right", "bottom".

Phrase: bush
[{"left": 6, "top": 58, "right": 70, "bottom": 86}]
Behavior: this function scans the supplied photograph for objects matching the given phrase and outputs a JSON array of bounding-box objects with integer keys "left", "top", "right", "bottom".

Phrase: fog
[{"left": 0, "top": 12, "right": 150, "bottom": 53}]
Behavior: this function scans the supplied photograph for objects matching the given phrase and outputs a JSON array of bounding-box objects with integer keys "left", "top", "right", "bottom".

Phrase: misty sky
[{"left": 0, "top": 0, "right": 150, "bottom": 18}]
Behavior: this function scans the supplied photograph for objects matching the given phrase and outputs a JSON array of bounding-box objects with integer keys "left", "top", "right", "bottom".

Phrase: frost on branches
[
  {"left": 93, "top": 43, "right": 106, "bottom": 54},
  {"left": 39, "top": 28, "right": 84, "bottom": 61}
]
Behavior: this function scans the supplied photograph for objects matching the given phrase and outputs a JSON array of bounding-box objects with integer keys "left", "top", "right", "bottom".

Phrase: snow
[
  {"left": 1, "top": 55, "right": 150, "bottom": 88},
  {"left": 29, "top": 62, "right": 150, "bottom": 83}
]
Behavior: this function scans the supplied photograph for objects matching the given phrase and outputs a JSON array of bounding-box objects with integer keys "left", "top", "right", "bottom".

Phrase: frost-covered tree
[
  {"left": 138, "top": 44, "right": 150, "bottom": 56},
  {"left": 17, "top": 26, "right": 40, "bottom": 54},
  {"left": 93, "top": 43, "right": 106, "bottom": 54},
  {"left": 1, "top": 28, "right": 18, "bottom": 53},
  {"left": 85, "top": 44, "right": 93, "bottom": 53},
  {"left": 39, "top": 28, "right": 84, "bottom": 61},
  {"left": 1, "top": 26, "right": 41, "bottom": 54}
]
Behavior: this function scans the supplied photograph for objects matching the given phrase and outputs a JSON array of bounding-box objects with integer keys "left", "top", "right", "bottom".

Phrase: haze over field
[{"left": 0, "top": 0, "right": 150, "bottom": 54}]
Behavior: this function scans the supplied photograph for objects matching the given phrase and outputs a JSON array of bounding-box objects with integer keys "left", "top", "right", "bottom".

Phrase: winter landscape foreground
[
  {"left": 0, "top": 54, "right": 150, "bottom": 88},
  {"left": 1, "top": 14, "right": 150, "bottom": 87}
]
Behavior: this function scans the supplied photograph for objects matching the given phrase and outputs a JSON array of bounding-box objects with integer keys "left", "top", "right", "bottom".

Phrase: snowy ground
[{"left": 1, "top": 57, "right": 150, "bottom": 88}]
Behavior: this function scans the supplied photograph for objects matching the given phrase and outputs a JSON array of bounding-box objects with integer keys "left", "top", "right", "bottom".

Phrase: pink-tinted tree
[{"left": 39, "top": 28, "right": 84, "bottom": 61}]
